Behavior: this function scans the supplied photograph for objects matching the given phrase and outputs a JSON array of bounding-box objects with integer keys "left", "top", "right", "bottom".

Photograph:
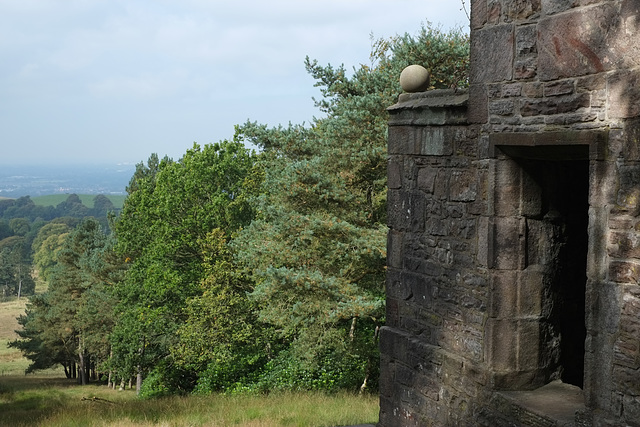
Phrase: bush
[
  {"left": 245, "top": 346, "right": 379, "bottom": 394},
  {"left": 139, "top": 362, "right": 196, "bottom": 399}
]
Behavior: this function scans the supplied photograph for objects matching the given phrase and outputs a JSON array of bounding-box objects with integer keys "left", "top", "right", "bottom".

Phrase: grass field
[
  {"left": 0, "top": 297, "right": 34, "bottom": 377},
  {"left": 30, "top": 194, "right": 126, "bottom": 209},
  {"left": 0, "top": 297, "right": 379, "bottom": 426},
  {"left": 0, "top": 378, "right": 379, "bottom": 427}
]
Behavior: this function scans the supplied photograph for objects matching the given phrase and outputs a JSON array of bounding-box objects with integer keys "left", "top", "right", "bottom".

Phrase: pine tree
[{"left": 234, "top": 23, "right": 469, "bottom": 391}]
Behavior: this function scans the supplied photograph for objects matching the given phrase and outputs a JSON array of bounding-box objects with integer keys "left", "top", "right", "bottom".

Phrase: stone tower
[{"left": 380, "top": 1, "right": 640, "bottom": 425}]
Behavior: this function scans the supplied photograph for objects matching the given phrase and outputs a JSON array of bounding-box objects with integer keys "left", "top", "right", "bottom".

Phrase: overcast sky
[{"left": 0, "top": 0, "right": 469, "bottom": 166}]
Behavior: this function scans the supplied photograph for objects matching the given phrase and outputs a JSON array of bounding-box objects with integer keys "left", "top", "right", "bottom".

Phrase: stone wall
[
  {"left": 380, "top": 1, "right": 640, "bottom": 425},
  {"left": 382, "top": 90, "right": 488, "bottom": 426}
]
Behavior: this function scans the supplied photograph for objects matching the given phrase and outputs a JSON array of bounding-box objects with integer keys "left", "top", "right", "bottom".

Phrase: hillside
[
  {"left": 30, "top": 194, "right": 126, "bottom": 209},
  {"left": 0, "top": 298, "right": 30, "bottom": 375}
]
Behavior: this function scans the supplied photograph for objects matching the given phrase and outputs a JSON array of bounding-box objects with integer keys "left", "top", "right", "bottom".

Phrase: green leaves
[
  {"left": 111, "top": 141, "right": 257, "bottom": 387},
  {"left": 11, "top": 218, "right": 120, "bottom": 377},
  {"left": 232, "top": 22, "right": 469, "bottom": 390}
]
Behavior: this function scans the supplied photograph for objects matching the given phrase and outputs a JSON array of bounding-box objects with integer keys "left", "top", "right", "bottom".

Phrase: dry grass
[
  {"left": 0, "top": 297, "right": 29, "bottom": 376},
  {"left": 0, "top": 297, "right": 26, "bottom": 340},
  {"left": 0, "top": 293, "right": 379, "bottom": 426},
  {"left": 0, "top": 376, "right": 379, "bottom": 427},
  {"left": 0, "top": 295, "right": 62, "bottom": 377}
]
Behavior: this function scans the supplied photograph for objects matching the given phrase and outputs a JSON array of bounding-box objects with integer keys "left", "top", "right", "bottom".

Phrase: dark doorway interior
[{"left": 502, "top": 146, "right": 589, "bottom": 388}]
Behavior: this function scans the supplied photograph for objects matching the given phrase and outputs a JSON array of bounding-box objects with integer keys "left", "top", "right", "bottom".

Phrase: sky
[{"left": 0, "top": 0, "right": 469, "bottom": 166}]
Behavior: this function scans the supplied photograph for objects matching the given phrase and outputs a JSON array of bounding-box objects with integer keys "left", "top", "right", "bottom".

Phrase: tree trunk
[
  {"left": 136, "top": 338, "right": 145, "bottom": 395},
  {"left": 78, "top": 336, "right": 88, "bottom": 385},
  {"left": 17, "top": 276, "right": 22, "bottom": 300},
  {"left": 349, "top": 317, "right": 357, "bottom": 341},
  {"left": 107, "top": 349, "right": 113, "bottom": 388}
]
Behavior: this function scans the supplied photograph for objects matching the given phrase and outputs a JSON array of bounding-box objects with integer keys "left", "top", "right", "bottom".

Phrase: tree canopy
[{"left": 233, "top": 23, "right": 469, "bottom": 388}]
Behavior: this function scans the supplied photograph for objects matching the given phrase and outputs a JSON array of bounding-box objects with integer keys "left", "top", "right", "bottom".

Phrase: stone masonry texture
[{"left": 380, "top": 1, "right": 640, "bottom": 426}]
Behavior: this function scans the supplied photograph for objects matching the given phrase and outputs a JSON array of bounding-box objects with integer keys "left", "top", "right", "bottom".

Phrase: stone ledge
[
  {"left": 389, "top": 89, "right": 469, "bottom": 110},
  {"left": 388, "top": 89, "right": 469, "bottom": 126},
  {"left": 496, "top": 380, "right": 586, "bottom": 426}
]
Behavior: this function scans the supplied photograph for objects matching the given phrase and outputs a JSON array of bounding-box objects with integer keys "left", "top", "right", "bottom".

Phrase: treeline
[
  {"left": 0, "top": 194, "right": 119, "bottom": 223},
  {"left": 10, "top": 24, "right": 469, "bottom": 395},
  {"left": 0, "top": 194, "right": 120, "bottom": 300}
]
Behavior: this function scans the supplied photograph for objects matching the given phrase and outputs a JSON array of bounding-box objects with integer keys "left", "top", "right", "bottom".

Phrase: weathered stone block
[
  {"left": 485, "top": 318, "right": 518, "bottom": 370},
  {"left": 388, "top": 125, "right": 418, "bottom": 155},
  {"left": 388, "top": 230, "right": 404, "bottom": 269},
  {"left": 450, "top": 169, "right": 478, "bottom": 202},
  {"left": 409, "top": 194, "right": 426, "bottom": 232},
  {"left": 609, "top": 230, "right": 640, "bottom": 259},
  {"left": 379, "top": 356, "right": 395, "bottom": 398},
  {"left": 470, "top": 25, "right": 514, "bottom": 84},
  {"left": 387, "top": 189, "right": 410, "bottom": 230},
  {"left": 420, "top": 127, "right": 453, "bottom": 156},
  {"left": 489, "top": 270, "right": 518, "bottom": 319},
  {"left": 538, "top": 3, "right": 640, "bottom": 81},
  {"left": 525, "top": 219, "right": 560, "bottom": 267},
  {"left": 522, "top": 82, "right": 543, "bottom": 98},
  {"left": 611, "top": 117, "right": 640, "bottom": 161},
  {"left": 471, "top": 0, "right": 487, "bottom": 30},
  {"left": 515, "top": 24, "right": 536, "bottom": 57},
  {"left": 502, "top": 83, "right": 523, "bottom": 98},
  {"left": 492, "top": 157, "right": 521, "bottom": 217},
  {"left": 608, "top": 69, "right": 640, "bottom": 119},
  {"left": 613, "top": 332, "right": 639, "bottom": 369},
  {"left": 492, "top": 216, "right": 524, "bottom": 270},
  {"left": 520, "top": 169, "right": 542, "bottom": 218},
  {"left": 417, "top": 166, "right": 437, "bottom": 194},
  {"left": 386, "top": 298, "right": 400, "bottom": 327},
  {"left": 589, "top": 161, "right": 617, "bottom": 207},
  {"left": 520, "top": 93, "right": 591, "bottom": 116},
  {"left": 387, "top": 271, "right": 412, "bottom": 305},
  {"left": 515, "top": 57, "right": 537, "bottom": 80},
  {"left": 540, "top": 0, "right": 572, "bottom": 15},
  {"left": 586, "top": 282, "right": 622, "bottom": 335},
  {"left": 616, "top": 164, "right": 640, "bottom": 213},
  {"left": 433, "top": 169, "right": 450, "bottom": 200},
  {"left": 609, "top": 260, "right": 640, "bottom": 283},
  {"left": 517, "top": 318, "right": 542, "bottom": 370},
  {"left": 468, "top": 84, "right": 488, "bottom": 124},
  {"left": 543, "top": 80, "right": 575, "bottom": 97},
  {"left": 519, "top": 267, "right": 544, "bottom": 316},
  {"left": 489, "top": 99, "right": 515, "bottom": 116},
  {"left": 504, "top": 0, "right": 540, "bottom": 20},
  {"left": 478, "top": 216, "right": 491, "bottom": 268},
  {"left": 388, "top": 158, "right": 402, "bottom": 189},
  {"left": 622, "top": 395, "right": 640, "bottom": 424}
]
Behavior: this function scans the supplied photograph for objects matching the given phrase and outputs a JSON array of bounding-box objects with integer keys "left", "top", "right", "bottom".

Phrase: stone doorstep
[{"left": 498, "top": 380, "right": 585, "bottom": 426}]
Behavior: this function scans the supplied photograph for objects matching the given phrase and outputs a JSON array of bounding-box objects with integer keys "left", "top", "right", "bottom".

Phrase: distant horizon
[
  {"left": 0, "top": 160, "right": 148, "bottom": 168},
  {"left": 0, "top": 163, "right": 135, "bottom": 198}
]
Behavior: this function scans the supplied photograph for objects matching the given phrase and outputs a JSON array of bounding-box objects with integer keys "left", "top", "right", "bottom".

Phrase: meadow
[
  {"left": 30, "top": 194, "right": 127, "bottom": 209},
  {"left": 0, "top": 297, "right": 379, "bottom": 427}
]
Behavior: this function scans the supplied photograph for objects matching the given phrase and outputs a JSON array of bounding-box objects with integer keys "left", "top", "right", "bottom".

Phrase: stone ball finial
[{"left": 400, "top": 65, "right": 430, "bottom": 93}]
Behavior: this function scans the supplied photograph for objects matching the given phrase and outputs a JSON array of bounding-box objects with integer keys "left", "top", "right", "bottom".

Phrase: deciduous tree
[{"left": 112, "top": 141, "right": 256, "bottom": 393}]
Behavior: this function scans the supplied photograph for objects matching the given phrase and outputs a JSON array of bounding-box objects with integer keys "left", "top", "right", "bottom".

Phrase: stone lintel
[{"left": 489, "top": 130, "right": 608, "bottom": 160}]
